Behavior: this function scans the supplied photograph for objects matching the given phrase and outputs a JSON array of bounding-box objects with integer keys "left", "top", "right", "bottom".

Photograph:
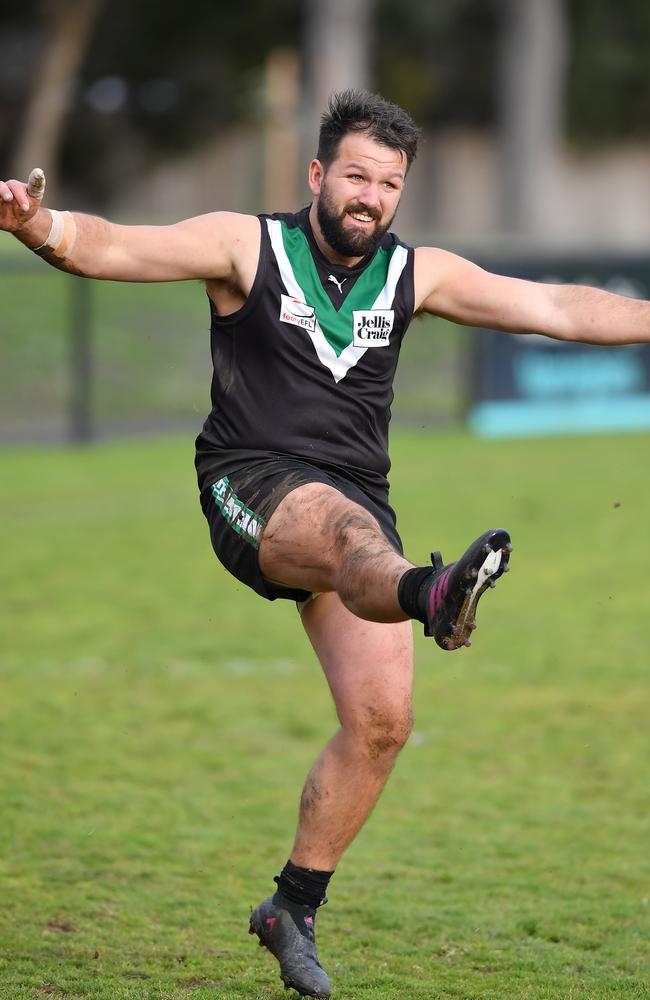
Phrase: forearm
[
  {"left": 3, "top": 172, "right": 203, "bottom": 281},
  {"left": 3, "top": 172, "right": 254, "bottom": 283},
  {"left": 11, "top": 204, "right": 246, "bottom": 283},
  {"left": 14, "top": 207, "right": 117, "bottom": 279},
  {"left": 549, "top": 284, "right": 650, "bottom": 346},
  {"left": 416, "top": 249, "right": 650, "bottom": 347}
]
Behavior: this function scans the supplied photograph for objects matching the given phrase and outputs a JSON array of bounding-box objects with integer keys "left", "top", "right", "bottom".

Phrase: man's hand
[{"left": 0, "top": 171, "right": 45, "bottom": 233}]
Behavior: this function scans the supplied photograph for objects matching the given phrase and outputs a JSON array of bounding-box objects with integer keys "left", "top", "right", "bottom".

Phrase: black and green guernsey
[{"left": 195, "top": 207, "right": 415, "bottom": 495}]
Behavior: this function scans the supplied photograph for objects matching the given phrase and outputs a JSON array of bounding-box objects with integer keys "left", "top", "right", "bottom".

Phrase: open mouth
[{"left": 346, "top": 210, "right": 377, "bottom": 226}]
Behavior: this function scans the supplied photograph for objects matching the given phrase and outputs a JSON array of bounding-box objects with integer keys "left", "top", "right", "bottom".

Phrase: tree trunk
[
  {"left": 12, "top": 0, "right": 104, "bottom": 203},
  {"left": 263, "top": 49, "right": 301, "bottom": 213},
  {"left": 498, "top": 0, "right": 569, "bottom": 237},
  {"left": 302, "top": 0, "right": 374, "bottom": 159}
]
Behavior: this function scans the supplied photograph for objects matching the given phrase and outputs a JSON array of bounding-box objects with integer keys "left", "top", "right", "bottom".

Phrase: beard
[{"left": 316, "top": 181, "right": 395, "bottom": 259}]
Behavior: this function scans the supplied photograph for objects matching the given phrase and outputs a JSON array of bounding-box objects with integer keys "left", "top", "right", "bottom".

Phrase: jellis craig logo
[
  {"left": 352, "top": 310, "right": 394, "bottom": 347},
  {"left": 279, "top": 294, "right": 316, "bottom": 333}
]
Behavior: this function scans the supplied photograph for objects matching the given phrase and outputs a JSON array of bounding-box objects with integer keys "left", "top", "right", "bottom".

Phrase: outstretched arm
[
  {"left": 414, "top": 247, "right": 650, "bottom": 346},
  {"left": 0, "top": 171, "right": 259, "bottom": 283}
]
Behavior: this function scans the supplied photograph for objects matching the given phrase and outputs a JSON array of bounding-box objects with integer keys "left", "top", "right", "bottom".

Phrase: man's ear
[{"left": 308, "top": 159, "right": 325, "bottom": 197}]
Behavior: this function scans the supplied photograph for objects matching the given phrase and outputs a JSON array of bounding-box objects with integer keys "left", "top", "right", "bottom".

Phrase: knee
[
  {"left": 352, "top": 701, "right": 414, "bottom": 760},
  {"left": 331, "top": 509, "right": 391, "bottom": 604},
  {"left": 332, "top": 508, "right": 377, "bottom": 547}
]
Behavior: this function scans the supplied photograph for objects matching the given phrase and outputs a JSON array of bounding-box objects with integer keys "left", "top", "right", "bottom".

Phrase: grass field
[{"left": 1, "top": 430, "right": 649, "bottom": 999}]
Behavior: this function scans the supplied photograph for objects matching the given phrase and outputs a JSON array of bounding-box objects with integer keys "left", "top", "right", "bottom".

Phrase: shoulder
[
  {"left": 413, "top": 246, "right": 476, "bottom": 311},
  {"left": 173, "top": 210, "right": 259, "bottom": 237},
  {"left": 197, "top": 210, "right": 261, "bottom": 246},
  {"left": 414, "top": 245, "right": 459, "bottom": 270},
  {"left": 195, "top": 213, "right": 261, "bottom": 298},
  {"left": 220, "top": 212, "right": 262, "bottom": 258},
  {"left": 169, "top": 211, "right": 261, "bottom": 268},
  {"left": 210, "top": 213, "right": 262, "bottom": 279}
]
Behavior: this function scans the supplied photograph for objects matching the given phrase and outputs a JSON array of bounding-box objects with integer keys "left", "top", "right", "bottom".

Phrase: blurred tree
[
  {"left": 374, "top": 0, "right": 650, "bottom": 146},
  {"left": 301, "top": 0, "right": 373, "bottom": 165},
  {"left": 11, "top": 0, "right": 104, "bottom": 202},
  {"left": 0, "top": 0, "right": 301, "bottom": 205},
  {"left": 304, "top": 0, "right": 372, "bottom": 114},
  {"left": 567, "top": 0, "right": 650, "bottom": 144},
  {"left": 374, "top": 0, "right": 499, "bottom": 126},
  {"left": 498, "top": 0, "right": 568, "bottom": 233},
  {"left": 59, "top": 0, "right": 302, "bottom": 205},
  {"left": 1, "top": 0, "right": 649, "bottom": 207},
  {"left": 263, "top": 49, "right": 301, "bottom": 212}
]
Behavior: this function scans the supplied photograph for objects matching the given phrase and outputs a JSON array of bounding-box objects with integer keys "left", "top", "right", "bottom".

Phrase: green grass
[{"left": 1, "top": 430, "right": 649, "bottom": 999}]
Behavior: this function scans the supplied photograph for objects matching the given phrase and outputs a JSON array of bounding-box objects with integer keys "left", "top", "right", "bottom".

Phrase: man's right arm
[{"left": 0, "top": 174, "right": 259, "bottom": 283}]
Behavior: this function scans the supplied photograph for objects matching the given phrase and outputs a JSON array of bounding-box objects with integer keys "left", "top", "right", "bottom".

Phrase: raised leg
[{"left": 259, "top": 482, "right": 412, "bottom": 622}]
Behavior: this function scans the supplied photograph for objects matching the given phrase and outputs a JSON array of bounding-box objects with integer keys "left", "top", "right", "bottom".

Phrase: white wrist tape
[{"left": 33, "top": 209, "right": 77, "bottom": 259}]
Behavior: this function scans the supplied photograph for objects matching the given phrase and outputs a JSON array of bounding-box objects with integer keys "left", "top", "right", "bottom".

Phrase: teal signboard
[{"left": 468, "top": 257, "right": 650, "bottom": 437}]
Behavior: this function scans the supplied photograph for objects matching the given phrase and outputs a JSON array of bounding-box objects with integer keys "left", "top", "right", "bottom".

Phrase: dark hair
[{"left": 317, "top": 89, "right": 421, "bottom": 172}]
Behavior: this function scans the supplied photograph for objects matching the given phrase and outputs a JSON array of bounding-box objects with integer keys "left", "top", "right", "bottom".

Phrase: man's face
[{"left": 312, "top": 133, "right": 406, "bottom": 260}]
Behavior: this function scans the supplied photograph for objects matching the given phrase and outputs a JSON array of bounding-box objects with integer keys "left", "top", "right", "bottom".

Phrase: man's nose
[{"left": 360, "top": 183, "right": 381, "bottom": 210}]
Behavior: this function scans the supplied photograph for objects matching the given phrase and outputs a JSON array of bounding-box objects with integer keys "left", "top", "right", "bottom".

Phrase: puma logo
[{"left": 327, "top": 274, "right": 347, "bottom": 294}]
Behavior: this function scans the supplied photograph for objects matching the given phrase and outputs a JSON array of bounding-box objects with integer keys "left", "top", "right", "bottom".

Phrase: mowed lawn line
[{"left": 1, "top": 431, "right": 649, "bottom": 999}]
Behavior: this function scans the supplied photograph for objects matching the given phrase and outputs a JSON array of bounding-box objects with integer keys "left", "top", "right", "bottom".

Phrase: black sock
[
  {"left": 275, "top": 859, "right": 333, "bottom": 909},
  {"left": 397, "top": 565, "right": 436, "bottom": 624}
]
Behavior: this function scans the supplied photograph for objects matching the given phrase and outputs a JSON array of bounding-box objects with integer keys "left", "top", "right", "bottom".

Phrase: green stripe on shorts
[{"left": 211, "top": 476, "right": 265, "bottom": 549}]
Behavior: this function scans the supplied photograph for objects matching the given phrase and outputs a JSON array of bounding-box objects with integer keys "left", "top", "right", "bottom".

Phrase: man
[{"left": 2, "top": 90, "right": 649, "bottom": 998}]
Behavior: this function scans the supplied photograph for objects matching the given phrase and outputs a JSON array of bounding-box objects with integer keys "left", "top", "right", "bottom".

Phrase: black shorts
[{"left": 196, "top": 455, "right": 403, "bottom": 602}]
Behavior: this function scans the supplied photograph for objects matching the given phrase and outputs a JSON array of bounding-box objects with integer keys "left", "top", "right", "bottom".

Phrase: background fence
[
  {"left": 0, "top": 246, "right": 474, "bottom": 444},
  {"left": 5, "top": 245, "right": 650, "bottom": 445}
]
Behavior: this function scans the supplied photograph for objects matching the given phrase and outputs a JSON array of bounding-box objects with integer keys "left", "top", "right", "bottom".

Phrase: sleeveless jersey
[{"left": 195, "top": 207, "right": 415, "bottom": 492}]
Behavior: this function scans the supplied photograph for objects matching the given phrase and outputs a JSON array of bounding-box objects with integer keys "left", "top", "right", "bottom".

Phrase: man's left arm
[{"left": 414, "top": 247, "right": 650, "bottom": 345}]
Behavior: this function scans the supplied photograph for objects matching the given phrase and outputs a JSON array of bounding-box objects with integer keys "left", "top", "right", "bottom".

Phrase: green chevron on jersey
[
  {"left": 277, "top": 220, "right": 397, "bottom": 355},
  {"left": 267, "top": 218, "right": 408, "bottom": 382}
]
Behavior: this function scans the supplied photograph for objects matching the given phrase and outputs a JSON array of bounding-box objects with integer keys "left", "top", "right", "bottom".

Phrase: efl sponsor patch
[
  {"left": 280, "top": 294, "right": 316, "bottom": 333},
  {"left": 352, "top": 309, "right": 394, "bottom": 347}
]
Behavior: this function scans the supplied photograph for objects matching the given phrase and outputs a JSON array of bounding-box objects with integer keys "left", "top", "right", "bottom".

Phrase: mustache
[{"left": 343, "top": 203, "right": 382, "bottom": 223}]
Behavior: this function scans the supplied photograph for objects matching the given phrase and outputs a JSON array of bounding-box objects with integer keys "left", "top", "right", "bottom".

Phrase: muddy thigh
[{"left": 258, "top": 481, "right": 390, "bottom": 595}]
